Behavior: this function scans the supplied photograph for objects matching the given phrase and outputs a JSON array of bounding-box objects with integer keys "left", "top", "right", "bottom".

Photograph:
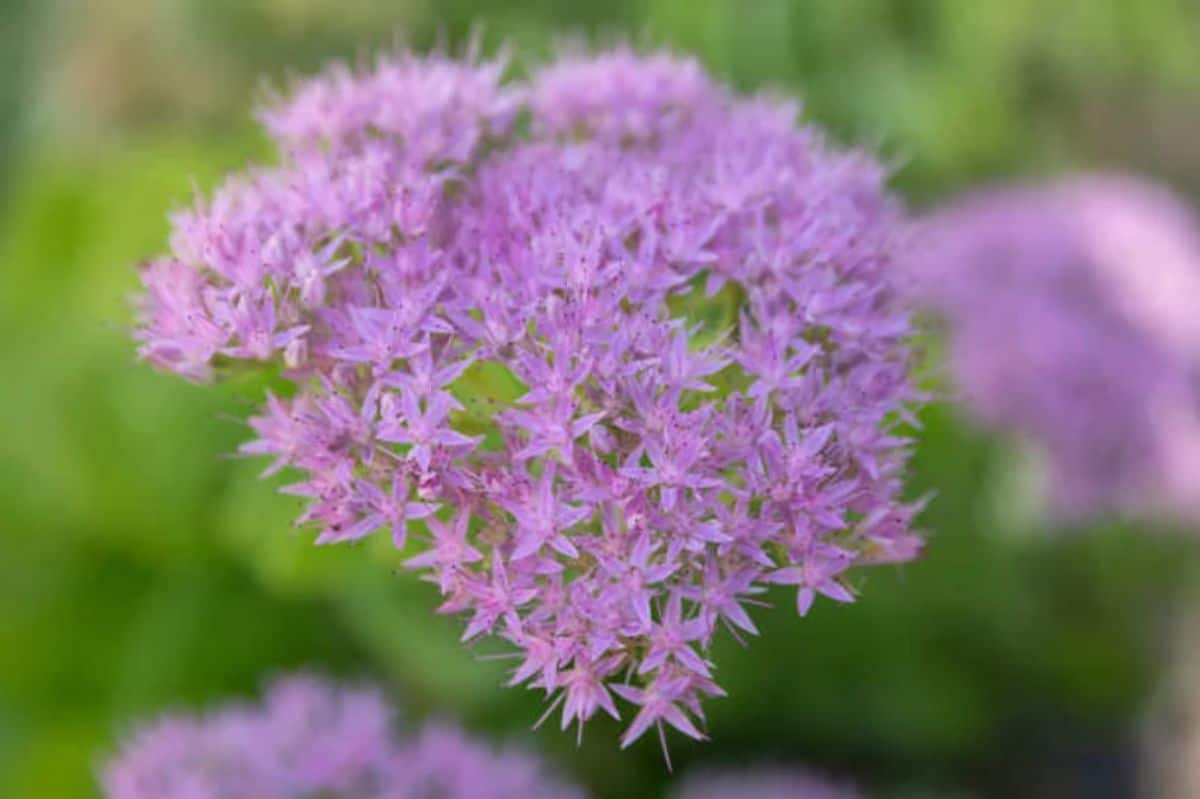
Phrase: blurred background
[{"left": 2, "top": 1, "right": 1199, "bottom": 797}]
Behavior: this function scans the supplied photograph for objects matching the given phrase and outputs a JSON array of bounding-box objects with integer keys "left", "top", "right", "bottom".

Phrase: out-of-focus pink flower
[
  {"left": 101, "top": 674, "right": 580, "bottom": 799},
  {"left": 907, "top": 175, "right": 1200, "bottom": 523}
]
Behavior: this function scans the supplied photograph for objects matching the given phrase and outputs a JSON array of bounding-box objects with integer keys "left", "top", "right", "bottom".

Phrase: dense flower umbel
[
  {"left": 907, "top": 176, "right": 1200, "bottom": 522},
  {"left": 674, "top": 768, "right": 861, "bottom": 799},
  {"left": 102, "top": 674, "right": 581, "bottom": 799},
  {"left": 135, "top": 46, "right": 922, "bottom": 748}
]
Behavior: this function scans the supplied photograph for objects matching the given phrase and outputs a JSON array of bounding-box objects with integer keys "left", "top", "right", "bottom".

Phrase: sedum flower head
[
  {"left": 134, "top": 46, "right": 922, "bottom": 748},
  {"left": 907, "top": 175, "right": 1200, "bottom": 522},
  {"left": 101, "top": 674, "right": 580, "bottom": 799}
]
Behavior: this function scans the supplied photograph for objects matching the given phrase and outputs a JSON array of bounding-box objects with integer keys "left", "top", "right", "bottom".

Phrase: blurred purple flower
[
  {"left": 906, "top": 175, "right": 1200, "bottom": 522},
  {"left": 101, "top": 674, "right": 580, "bottom": 799},
  {"left": 134, "top": 45, "right": 922, "bottom": 747}
]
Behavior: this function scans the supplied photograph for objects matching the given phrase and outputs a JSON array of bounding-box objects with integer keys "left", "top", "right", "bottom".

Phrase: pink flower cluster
[
  {"left": 135, "top": 46, "right": 922, "bottom": 747},
  {"left": 102, "top": 674, "right": 580, "bottom": 798},
  {"left": 907, "top": 175, "right": 1200, "bottom": 522}
]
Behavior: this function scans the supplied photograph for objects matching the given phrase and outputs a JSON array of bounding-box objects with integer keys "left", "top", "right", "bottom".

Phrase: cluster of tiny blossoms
[
  {"left": 102, "top": 674, "right": 580, "bottom": 798},
  {"left": 907, "top": 176, "right": 1200, "bottom": 522},
  {"left": 136, "top": 46, "right": 922, "bottom": 748}
]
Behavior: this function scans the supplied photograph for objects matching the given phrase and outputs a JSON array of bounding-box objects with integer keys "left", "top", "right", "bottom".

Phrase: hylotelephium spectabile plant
[
  {"left": 906, "top": 175, "right": 1200, "bottom": 525},
  {"left": 134, "top": 43, "right": 924, "bottom": 755},
  {"left": 103, "top": 674, "right": 582, "bottom": 798}
]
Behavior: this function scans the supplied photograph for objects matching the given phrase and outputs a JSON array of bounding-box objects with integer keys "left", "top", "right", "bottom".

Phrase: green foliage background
[{"left": 1, "top": 2, "right": 1198, "bottom": 797}]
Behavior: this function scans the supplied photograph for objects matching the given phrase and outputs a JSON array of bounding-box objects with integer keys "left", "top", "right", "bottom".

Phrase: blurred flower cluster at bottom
[{"left": 103, "top": 674, "right": 582, "bottom": 799}]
